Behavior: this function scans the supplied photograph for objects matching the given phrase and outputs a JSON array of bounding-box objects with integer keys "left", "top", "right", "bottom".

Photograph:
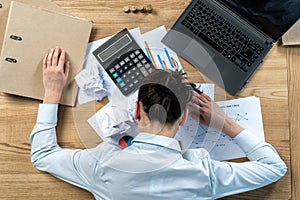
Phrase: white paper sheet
[
  {"left": 176, "top": 96, "right": 265, "bottom": 161},
  {"left": 88, "top": 91, "right": 139, "bottom": 144},
  {"left": 137, "top": 26, "right": 185, "bottom": 73}
]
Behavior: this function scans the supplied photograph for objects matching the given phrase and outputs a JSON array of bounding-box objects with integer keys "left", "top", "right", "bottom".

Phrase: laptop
[{"left": 162, "top": 0, "right": 300, "bottom": 96}]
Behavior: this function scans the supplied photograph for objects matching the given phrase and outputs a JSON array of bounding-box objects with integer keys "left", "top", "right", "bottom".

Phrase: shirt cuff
[
  {"left": 37, "top": 104, "right": 58, "bottom": 124},
  {"left": 233, "top": 129, "right": 262, "bottom": 154}
]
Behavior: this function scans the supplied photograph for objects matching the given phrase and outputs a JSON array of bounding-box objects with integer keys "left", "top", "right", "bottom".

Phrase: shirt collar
[{"left": 132, "top": 132, "right": 182, "bottom": 153}]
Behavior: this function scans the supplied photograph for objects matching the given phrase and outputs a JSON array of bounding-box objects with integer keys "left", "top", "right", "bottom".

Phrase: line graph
[{"left": 233, "top": 113, "right": 249, "bottom": 122}]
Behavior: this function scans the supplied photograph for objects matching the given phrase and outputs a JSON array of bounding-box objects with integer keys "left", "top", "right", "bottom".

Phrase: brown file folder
[
  {"left": 0, "top": 0, "right": 69, "bottom": 52},
  {"left": 0, "top": 1, "right": 92, "bottom": 106},
  {"left": 282, "top": 19, "right": 300, "bottom": 46}
]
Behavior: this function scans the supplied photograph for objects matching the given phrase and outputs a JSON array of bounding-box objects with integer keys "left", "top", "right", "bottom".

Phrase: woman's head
[{"left": 138, "top": 69, "right": 193, "bottom": 125}]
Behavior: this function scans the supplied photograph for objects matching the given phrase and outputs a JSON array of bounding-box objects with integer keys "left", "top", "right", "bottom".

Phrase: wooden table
[{"left": 0, "top": 0, "right": 299, "bottom": 199}]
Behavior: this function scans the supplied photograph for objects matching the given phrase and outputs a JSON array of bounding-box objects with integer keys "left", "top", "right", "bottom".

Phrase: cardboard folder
[
  {"left": 282, "top": 19, "right": 300, "bottom": 46},
  {"left": 0, "top": 0, "right": 69, "bottom": 52},
  {"left": 0, "top": 1, "right": 92, "bottom": 106}
]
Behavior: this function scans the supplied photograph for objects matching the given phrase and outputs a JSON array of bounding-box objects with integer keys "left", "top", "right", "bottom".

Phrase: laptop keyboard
[{"left": 181, "top": 0, "right": 264, "bottom": 72}]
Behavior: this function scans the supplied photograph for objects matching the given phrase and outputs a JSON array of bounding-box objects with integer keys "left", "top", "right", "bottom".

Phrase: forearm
[
  {"left": 43, "top": 90, "right": 63, "bottom": 104},
  {"left": 30, "top": 104, "right": 60, "bottom": 166},
  {"left": 222, "top": 116, "right": 244, "bottom": 138},
  {"left": 234, "top": 129, "right": 286, "bottom": 169},
  {"left": 231, "top": 130, "right": 287, "bottom": 185},
  {"left": 29, "top": 48, "right": 94, "bottom": 189},
  {"left": 30, "top": 104, "right": 95, "bottom": 191},
  {"left": 212, "top": 129, "right": 287, "bottom": 198}
]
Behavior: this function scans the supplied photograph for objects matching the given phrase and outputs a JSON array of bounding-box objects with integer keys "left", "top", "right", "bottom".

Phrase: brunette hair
[{"left": 138, "top": 69, "right": 192, "bottom": 125}]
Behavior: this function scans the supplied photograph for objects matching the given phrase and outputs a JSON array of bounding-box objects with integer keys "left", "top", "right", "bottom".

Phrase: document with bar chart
[{"left": 137, "top": 26, "right": 185, "bottom": 75}]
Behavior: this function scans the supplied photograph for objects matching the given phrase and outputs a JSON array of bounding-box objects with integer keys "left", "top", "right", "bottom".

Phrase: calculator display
[{"left": 98, "top": 34, "right": 132, "bottom": 62}]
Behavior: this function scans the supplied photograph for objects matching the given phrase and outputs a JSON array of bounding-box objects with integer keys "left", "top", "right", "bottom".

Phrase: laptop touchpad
[{"left": 183, "top": 39, "right": 215, "bottom": 69}]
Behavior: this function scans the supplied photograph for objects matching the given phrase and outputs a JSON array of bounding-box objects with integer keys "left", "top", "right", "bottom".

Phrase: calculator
[{"left": 93, "top": 28, "right": 155, "bottom": 96}]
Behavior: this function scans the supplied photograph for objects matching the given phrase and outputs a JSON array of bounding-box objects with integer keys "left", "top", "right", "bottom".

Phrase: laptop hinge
[{"left": 265, "top": 39, "right": 274, "bottom": 46}]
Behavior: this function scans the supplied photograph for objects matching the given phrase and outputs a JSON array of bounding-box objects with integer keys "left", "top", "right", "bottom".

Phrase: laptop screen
[{"left": 219, "top": 0, "right": 300, "bottom": 41}]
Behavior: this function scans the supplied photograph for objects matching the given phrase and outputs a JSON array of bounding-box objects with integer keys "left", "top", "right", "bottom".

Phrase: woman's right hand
[{"left": 188, "top": 92, "right": 244, "bottom": 138}]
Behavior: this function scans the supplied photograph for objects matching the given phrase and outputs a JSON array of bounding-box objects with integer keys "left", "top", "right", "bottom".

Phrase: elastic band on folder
[
  {"left": 10, "top": 35, "right": 22, "bottom": 41},
  {"left": 5, "top": 58, "right": 17, "bottom": 63}
]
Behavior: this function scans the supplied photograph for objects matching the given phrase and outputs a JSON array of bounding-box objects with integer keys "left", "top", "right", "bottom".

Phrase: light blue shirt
[{"left": 30, "top": 104, "right": 287, "bottom": 200}]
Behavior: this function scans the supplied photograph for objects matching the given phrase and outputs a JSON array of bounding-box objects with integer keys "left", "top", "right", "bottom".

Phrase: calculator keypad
[{"left": 106, "top": 49, "right": 154, "bottom": 95}]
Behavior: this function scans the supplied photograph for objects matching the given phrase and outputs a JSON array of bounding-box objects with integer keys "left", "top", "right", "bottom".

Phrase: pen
[{"left": 189, "top": 82, "right": 203, "bottom": 94}]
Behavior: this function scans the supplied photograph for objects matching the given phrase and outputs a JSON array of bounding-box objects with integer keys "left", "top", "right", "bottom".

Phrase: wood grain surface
[
  {"left": 0, "top": 0, "right": 298, "bottom": 199},
  {"left": 288, "top": 47, "right": 300, "bottom": 200}
]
